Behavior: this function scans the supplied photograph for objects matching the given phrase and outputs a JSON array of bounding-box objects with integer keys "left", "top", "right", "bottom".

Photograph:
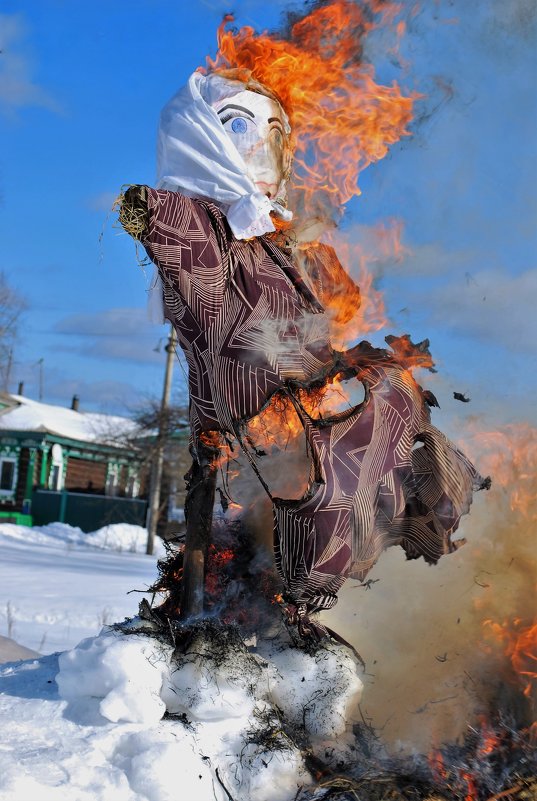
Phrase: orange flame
[
  {"left": 246, "top": 375, "right": 358, "bottom": 454},
  {"left": 428, "top": 749, "right": 447, "bottom": 782},
  {"left": 468, "top": 423, "right": 537, "bottom": 520},
  {"left": 207, "top": 1, "right": 416, "bottom": 219},
  {"left": 323, "top": 236, "right": 389, "bottom": 347},
  {"left": 460, "top": 772, "right": 477, "bottom": 801},
  {"left": 482, "top": 618, "right": 537, "bottom": 700}
]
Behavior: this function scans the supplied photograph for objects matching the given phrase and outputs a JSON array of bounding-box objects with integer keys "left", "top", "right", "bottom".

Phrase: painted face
[{"left": 213, "top": 90, "right": 291, "bottom": 203}]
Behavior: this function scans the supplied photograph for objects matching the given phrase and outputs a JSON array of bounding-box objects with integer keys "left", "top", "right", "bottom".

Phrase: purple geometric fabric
[
  {"left": 137, "top": 188, "right": 333, "bottom": 442},
  {"left": 273, "top": 352, "right": 485, "bottom": 616}
]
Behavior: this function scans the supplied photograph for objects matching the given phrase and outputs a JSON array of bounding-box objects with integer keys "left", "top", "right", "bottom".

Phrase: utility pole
[{"left": 146, "top": 325, "right": 177, "bottom": 555}]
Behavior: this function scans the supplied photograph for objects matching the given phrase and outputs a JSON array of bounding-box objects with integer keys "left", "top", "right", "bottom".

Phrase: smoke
[
  {"left": 321, "top": 422, "right": 536, "bottom": 751},
  {"left": 208, "top": 0, "right": 536, "bottom": 752}
]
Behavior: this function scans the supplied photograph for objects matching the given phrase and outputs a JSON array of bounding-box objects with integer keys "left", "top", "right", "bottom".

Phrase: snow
[
  {"left": 0, "top": 521, "right": 364, "bottom": 800},
  {"left": 0, "top": 393, "right": 139, "bottom": 444},
  {"left": 0, "top": 522, "right": 164, "bottom": 654}
]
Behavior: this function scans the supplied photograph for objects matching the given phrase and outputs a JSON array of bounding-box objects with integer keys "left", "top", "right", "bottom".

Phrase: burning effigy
[
  {"left": 54, "top": 3, "right": 537, "bottom": 800},
  {"left": 117, "top": 10, "right": 488, "bottom": 635}
]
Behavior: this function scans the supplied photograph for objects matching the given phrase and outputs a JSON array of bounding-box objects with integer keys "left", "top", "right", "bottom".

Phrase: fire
[
  {"left": 246, "top": 374, "right": 358, "bottom": 454},
  {"left": 322, "top": 235, "right": 390, "bottom": 348},
  {"left": 247, "top": 393, "right": 304, "bottom": 451},
  {"left": 428, "top": 719, "right": 516, "bottom": 801},
  {"left": 461, "top": 772, "right": 477, "bottom": 801},
  {"left": 512, "top": 624, "right": 537, "bottom": 698},
  {"left": 428, "top": 749, "right": 447, "bottom": 782},
  {"left": 482, "top": 618, "right": 537, "bottom": 700},
  {"left": 207, "top": 1, "right": 415, "bottom": 220},
  {"left": 475, "top": 716, "right": 501, "bottom": 755},
  {"left": 467, "top": 423, "right": 537, "bottom": 520}
]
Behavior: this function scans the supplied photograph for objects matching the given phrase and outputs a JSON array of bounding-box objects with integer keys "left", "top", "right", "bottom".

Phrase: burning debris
[{"left": 454, "top": 392, "right": 471, "bottom": 403}]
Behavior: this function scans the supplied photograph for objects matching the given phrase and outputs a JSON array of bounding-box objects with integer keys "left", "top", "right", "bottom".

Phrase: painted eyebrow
[
  {"left": 268, "top": 118, "right": 283, "bottom": 125},
  {"left": 217, "top": 104, "right": 255, "bottom": 118}
]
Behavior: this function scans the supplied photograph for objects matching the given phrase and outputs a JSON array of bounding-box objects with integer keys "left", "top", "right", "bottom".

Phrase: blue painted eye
[{"left": 231, "top": 117, "right": 248, "bottom": 134}]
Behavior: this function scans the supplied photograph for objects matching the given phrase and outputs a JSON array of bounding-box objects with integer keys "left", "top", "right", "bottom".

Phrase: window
[
  {"left": 106, "top": 464, "right": 119, "bottom": 496},
  {"left": 49, "top": 444, "right": 64, "bottom": 491},
  {"left": 126, "top": 474, "right": 140, "bottom": 498},
  {"left": 0, "top": 459, "right": 16, "bottom": 492}
]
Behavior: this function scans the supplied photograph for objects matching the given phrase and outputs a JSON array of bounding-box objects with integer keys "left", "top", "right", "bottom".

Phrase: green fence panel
[
  {"left": 32, "top": 490, "right": 147, "bottom": 532},
  {"left": 31, "top": 490, "right": 62, "bottom": 526}
]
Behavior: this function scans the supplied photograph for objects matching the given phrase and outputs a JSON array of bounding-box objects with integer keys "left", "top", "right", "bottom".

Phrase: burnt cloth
[
  {"left": 121, "top": 187, "right": 486, "bottom": 617},
  {"left": 273, "top": 350, "right": 486, "bottom": 616}
]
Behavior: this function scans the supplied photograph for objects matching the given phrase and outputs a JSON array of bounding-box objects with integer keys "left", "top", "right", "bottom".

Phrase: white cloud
[
  {"left": 421, "top": 268, "right": 537, "bottom": 352},
  {"left": 54, "top": 308, "right": 167, "bottom": 365},
  {"left": 0, "top": 13, "right": 60, "bottom": 117}
]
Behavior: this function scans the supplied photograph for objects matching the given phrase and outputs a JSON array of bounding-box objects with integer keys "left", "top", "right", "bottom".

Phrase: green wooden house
[{"left": 0, "top": 392, "right": 147, "bottom": 530}]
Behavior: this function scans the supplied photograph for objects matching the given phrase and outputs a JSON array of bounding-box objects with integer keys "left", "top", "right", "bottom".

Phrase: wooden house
[{"left": 0, "top": 392, "right": 147, "bottom": 530}]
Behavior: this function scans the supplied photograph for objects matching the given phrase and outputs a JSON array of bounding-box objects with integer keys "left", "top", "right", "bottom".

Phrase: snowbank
[
  {"left": 50, "top": 623, "right": 364, "bottom": 801},
  {"left": 0, "top": 522, "right": 163, "bottom": 655},
  {"left": 0, "top": 521, "right": 164, "bottom": 555},
  {"left": 0, "top": 520, "right": 364, "bottom": 799}
]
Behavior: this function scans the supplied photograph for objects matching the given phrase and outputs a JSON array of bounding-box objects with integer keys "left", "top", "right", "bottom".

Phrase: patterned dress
[
  {"left": 134, "top": 187, "right": 334, "bottom": 441},
  {"left": 121, "top": 187, "right": 487, "bottom": 619}
]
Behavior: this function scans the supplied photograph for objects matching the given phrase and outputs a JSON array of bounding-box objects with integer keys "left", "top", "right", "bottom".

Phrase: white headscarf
[{"left": 156, "top": 71, "right": 292, "bottom": 240}]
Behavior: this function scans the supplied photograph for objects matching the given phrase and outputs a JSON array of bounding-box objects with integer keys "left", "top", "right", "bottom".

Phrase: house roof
[{"left": 0, "top": 394, "right": 140, "bottom": 448}]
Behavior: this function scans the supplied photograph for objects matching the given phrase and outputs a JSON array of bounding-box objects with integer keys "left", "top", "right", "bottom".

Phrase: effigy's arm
[
  {"left": 118, "top": 186, "right": 227, "bottom": 314},
  {"left": 118, "top": 185, "right": 150, "bottom": 241},
  {"left": 118, "top": 185, "right": 228, "bottom": 621}
]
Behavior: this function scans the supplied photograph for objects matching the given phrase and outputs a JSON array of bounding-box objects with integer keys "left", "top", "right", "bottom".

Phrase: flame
[
  {"left": 460, "top": 772, "right": 477, "bottom": 801},
  {"left": 207, "top": 1, "right": 415, "bottom": 221},
  {"left": 246, "top": 375, "right": 358, "bottom": 454},
  {"left": 429, "top": 720, "right": 506, "bottom": 801},
  {"left": 204, "top": 545, "right": 236, "bottom": 597},
  {"left": 213, "top": 439, "right": 241, "bottom": 481},
  {"left": 467, "top": 423, "right": 537, "bottom": 520},
  {"left": 247, "top": 393, "right": 304, "bottom": 451},
  {"left": 482, "top": 618, "right": 537, "bottom": 700},
  {"left": 428, "top": 749, "right": 447, "bottom": 782},
  {"left": 322, "top": 236, "right": 389, "bottom": 347}
]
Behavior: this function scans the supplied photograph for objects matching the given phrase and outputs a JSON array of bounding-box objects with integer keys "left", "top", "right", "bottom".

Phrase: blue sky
[{"left": 1, "top": 0, "right": 536, "bottom": 436}]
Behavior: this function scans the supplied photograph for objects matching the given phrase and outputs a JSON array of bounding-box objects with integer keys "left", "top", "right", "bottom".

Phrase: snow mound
[
  {"left": 53, "top": 622, "right": 364, "bottom": 800},
  {"left": 259, "top": 633, "right": 364, "bottom": 739},
  {"left": 57, "top": 628, "right": 173, "bottom": 724},
  {"left": 0, "top": 521, "right": 165, "bottom": 555}
]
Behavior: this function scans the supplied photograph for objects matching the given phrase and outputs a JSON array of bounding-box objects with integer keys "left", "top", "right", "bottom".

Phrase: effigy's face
[{"left": 213, "top": 90, "right": 291, "bottom": 203}]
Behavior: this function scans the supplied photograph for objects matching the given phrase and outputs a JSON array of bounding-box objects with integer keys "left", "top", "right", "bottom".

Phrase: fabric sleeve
[{"left": 118, "top": 185, "right": 226, "bottom": 299}]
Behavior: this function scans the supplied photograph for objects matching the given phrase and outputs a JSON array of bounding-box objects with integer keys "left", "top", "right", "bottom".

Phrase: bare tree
[
  {"left": 129, "top": 399, "right": 191, "bottom": 543},
  {"left": 0, "top": 272, "right": 26, "bottom": 391}
]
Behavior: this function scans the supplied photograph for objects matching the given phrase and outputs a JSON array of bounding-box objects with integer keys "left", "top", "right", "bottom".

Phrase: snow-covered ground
[
  {"left": 0, "top": 522, "right": 164, "bottom": 655},
  {"left": 0, "top": 522, "right": 363, "bottom": 801}
]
